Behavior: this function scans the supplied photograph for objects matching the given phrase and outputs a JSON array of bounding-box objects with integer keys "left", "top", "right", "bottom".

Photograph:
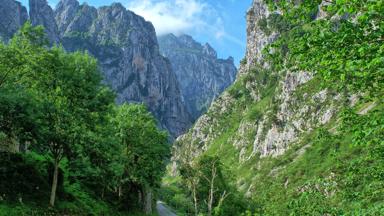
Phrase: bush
[{"left": 0, "top": 152, "right": 50, "bottom": 202}]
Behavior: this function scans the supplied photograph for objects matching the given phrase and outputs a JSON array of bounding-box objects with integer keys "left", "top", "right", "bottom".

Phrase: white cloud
[
  {"left": 127, "top": 0, "right": 209, "bottom": 36},
  {"left": 127, "top": 0, "right": 245, "bottom": 47}
]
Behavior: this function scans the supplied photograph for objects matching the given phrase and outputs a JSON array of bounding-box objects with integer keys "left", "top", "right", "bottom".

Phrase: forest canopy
[{"left": 0, "top": 22, "right": 170, "bottom": 215}]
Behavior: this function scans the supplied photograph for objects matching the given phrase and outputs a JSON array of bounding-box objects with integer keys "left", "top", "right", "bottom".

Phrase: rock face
[
  {"left": 29, "top": 0, "right": 60, "bottom": 44},
  {"left": 158, "top": 34, "right": 237, "bottom": 121},
  {"left": 236, "top": 0, "right": 281, "bottom": 77},
  {"left": 0, "top": 0, "right": 28, "bottom": 41},
  {"left": 53, "top": 0, "right": 191, "bottom": 137}
]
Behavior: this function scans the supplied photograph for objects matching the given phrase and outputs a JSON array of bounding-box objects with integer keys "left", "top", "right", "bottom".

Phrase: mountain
[
  {"left": 166, "top": 0, "right": 383, "bottom": 214},
  {"left": 0, "top": 0, "right": 28, "bottom": 41},
  {"left": 0, "top": 0, "right": 192, "bottom": 137},
  {"left": 158, "top": 34, "right": 237, "bottom": 121}
]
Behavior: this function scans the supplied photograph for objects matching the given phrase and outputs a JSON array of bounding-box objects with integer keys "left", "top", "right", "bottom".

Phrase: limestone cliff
[
  {"left": 0, "top": 0, "right": 28, "bottom": 41},
  {"left": 158, "top": 34, "right": 237, "bottom": 121},
  {"left": 29, "top": 0, "right": 60, "bottom": 44}
]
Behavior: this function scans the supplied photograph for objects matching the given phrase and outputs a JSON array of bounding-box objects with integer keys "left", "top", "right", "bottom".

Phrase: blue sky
[{"left": 20, "top": 0, "right": 252, "bottom": 66}]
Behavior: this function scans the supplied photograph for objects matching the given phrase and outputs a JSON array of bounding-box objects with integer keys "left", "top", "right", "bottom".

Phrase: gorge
[{"left": 0, "top": 0, "right": 383, "bottom": 215}]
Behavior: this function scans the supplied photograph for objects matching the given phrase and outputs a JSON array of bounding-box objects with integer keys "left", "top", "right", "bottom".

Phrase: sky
[{"left": 20, "top": 0, "right": 252, "bottom": 67}]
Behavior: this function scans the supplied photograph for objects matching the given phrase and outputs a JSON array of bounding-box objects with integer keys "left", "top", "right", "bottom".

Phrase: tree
[
  {"left": 0, "top": 22, "right": 47, "bottom": 152},
  {"left": 179, "top": 155, "right": 229, "bottom": 216},
  {"left": 39, "top": 49, "right": 113, "bottom": 207},
  {"left": 0, "top": 23, "right": 115, "bottom": 206},
  {"left": 179, "top": 163, "right": 200, "bottom": 215},
  {"left": 113, "top": 104, "right": 170, "bottom": 214},
  {"left": 0, "top": 88, "right": 39, "bottom": 152}
]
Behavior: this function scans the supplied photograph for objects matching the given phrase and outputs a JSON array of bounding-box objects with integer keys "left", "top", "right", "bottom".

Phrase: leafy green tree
[
  {"left": 0, "top": 22, "right": 46, "bottom": 152},
  {"left": 0, "top": 23, "right": 115, "bottom": 206},
  {"left": 113, "top": 104, "right": 170, "bottom": 214},
  {"left": 179, "top": 155, "right": 231, "bottom": 216}
]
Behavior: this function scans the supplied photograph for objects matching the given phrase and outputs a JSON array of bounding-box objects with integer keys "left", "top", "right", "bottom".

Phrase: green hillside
[{"left": 161, "top": 1, "right": 384, "bottom": 215}]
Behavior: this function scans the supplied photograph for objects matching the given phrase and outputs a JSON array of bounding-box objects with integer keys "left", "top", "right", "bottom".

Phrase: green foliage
[
  {"left": 171, "top": 155, "right": 250, "bottom": 216},
  {"left": 258, "top": 13, "right": 291, "bottom": 36},
  {"left": 240, "top": 58, "right": 247, "bottom": 66},
  {"left": 64, "top": 31, "right": 91, "bottom": 40},
  {"left": 113, "top": 104, "right": 170, "bottom": 209},
  {"left": 0, "top": 153, "right": 50, "bottom": 202},
  {"left": 265, "top": 0, "right": 384, "bottom": 97},
  {"left": 0, "top": 23, "right": 170, "bottom": 215},
  {"left": 338, "top": 108, "right": 384, "bottom": 210},
  {"left": 159, "top": 174, "right": 195, "bottom": 214}
]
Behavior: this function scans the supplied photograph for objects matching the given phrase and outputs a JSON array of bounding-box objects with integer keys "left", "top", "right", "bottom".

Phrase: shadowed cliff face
[
  {"left": 0, "top": 0, "right": 192, "bottom": 137},
  {"left": 158, "top": 34, "right": 237, "bottom": 121},
  {"left": 29, "top": 0, "right": 60, "bottom": 44},
  {"left": 0, "top": 0, "right": 28, "bottom": 41}
]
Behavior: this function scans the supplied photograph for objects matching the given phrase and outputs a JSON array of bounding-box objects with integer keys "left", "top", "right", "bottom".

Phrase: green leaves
[
  {"left": 0, "top": 22, "right": 172, "bottom": 213},
  {"left": 113, "top": 104, "right": 170, "bottom": 189},
  {"left": 265, "top": 0, "right": 384, "bottom": 98}
]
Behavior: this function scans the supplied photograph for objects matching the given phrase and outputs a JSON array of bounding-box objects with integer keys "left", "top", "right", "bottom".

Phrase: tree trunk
[
  {"left": 207, "top": 182, "right": 214, "bottom": 216},
  {"left": 143, "top": 185, "right": 152, "bottom": 215},
  {"left": 207, "top": 164, "right": 217, "bottom": 216},
  {"left": 138, "top": 189, "right": 143, "bottom": 204},
  {"left": 192, "top": 183, "right": 198, "bottom": 215},
  {"left": 50, "top": 158, "right": 59, "bottom": 207},
  {"left": 118, "top": 185, "right": 122, "bottom": 199}
]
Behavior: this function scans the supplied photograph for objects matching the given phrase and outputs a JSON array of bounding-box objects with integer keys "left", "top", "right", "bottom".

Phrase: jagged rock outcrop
[
  {"left": 240, "top": 0, "right": 280, "bottom": 75},
  {"left": 54, "top": 0, "right": 191, "bottom": 137},
  {"left": 29, "top": 0, "right": 60, "bottom": 44},
  {"left": 0, "top": 0, "right": 28, "bottom": 41},
  {"left": 158, "top": 34, "right": 237, "bottom": 121},
  {"left": 55, "top": 0, "right": 81, "bottom": 36}
]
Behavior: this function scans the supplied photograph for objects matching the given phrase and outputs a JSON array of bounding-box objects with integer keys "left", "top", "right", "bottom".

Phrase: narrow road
[{"left": 156, "top": 201, "right": 177, "bottom": 216}]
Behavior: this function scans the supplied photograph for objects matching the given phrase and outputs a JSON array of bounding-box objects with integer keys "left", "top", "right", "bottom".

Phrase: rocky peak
[
  {"left": 226, "top": 56, "right": 234, "bottom": 63},
  {"left": 202, "top": 43, "right": 217, "bottom": 58},
  {"left": 55, "top": 0, "right": 80, "bottom": 35},
  {"left": 29, "top": 0, "right": 60, "bottom": 44},
  {"left": 92, "top": 3, "right": 156, "bottom": 47},
  {"left": 158, "top": 34, "right": 237, "bottom": 121},
  {"left": 240, "top": 0, "right": 279, "bottom": 75},
  {"left": 109, "top": 2, "right": 125, "bottom": 11},
  {"left": 0, "top": 0, "right": 28, "bottom": 41},
  {"left": 177, "top": 34, "right": 201, "bottom": 49}
]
